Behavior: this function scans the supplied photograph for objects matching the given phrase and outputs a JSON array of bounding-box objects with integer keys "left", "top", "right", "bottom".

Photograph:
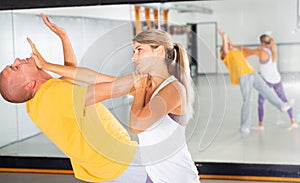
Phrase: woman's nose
[{"left": 131, "top": 55, "right": 137, "bottom": 62}]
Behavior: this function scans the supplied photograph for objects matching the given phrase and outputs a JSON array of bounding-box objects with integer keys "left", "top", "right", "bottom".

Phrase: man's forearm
[{"left": 60, "top": 34, "right": 77, "bottom": 67}]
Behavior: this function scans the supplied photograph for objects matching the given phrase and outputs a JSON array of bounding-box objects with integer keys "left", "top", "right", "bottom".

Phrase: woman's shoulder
[
  {"left": 158, "top": 79, "right": 186, "bottom": 98},
  {"left": 155, "top": 79, "right": 186, "bottom": 115}
]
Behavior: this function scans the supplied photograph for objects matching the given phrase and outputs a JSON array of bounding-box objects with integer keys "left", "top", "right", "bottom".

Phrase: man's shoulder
[
  {"left": 36, "top": 78, "right": 79, "bottom": 102},
  {"left": 41, "top": 78, "right": 77, "bottom": 90}
]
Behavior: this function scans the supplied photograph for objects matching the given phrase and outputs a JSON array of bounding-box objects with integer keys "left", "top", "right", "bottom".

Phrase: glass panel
[{"left": 0, "top": 0, "right": 299, "bottom": 167}]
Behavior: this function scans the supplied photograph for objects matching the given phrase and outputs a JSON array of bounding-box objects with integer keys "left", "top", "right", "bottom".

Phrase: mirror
[{"left": 0, "top": 0, "right": 299, "bottom": 175}]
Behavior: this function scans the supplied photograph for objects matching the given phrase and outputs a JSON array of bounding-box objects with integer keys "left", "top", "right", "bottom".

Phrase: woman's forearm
[
  {"left": 232, "top": 45, "right": 257, "bottom": 57},
  {"left": 86, "top": 73, "right": 135, "bottom": 105},
  {"left": 129, "top": 80, "right": 148, "bottom": 134},
  {"left": 44, "top": 62, "right": 116, "bottom": 84},
  {"left": 131, "top": 89, "right": 146, "bottom": 116}
]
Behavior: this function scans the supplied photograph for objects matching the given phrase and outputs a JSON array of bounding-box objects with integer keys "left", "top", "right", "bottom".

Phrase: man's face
[{"left": 1, "top": 56, "right": 38, "bottom": 83}]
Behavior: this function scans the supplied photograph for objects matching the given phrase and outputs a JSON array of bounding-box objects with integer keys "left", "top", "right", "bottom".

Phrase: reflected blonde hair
[
  {"left": 260, "top": 34, "right": 277, "bottom": 62},
  {"left": 133, "top": 29, "right": 195, "bottom": 122}
]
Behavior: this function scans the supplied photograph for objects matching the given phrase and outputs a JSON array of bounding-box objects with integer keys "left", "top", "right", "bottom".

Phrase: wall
[
  {"left": 168, "top": 0, "right": 300, "bottom": 73},
  {"left": 0, "top": 12, "right": 17, "bottom": 148},
  {"left": 13, "top": 5, "right": 132, "bottom": 21},
  {"left": 13, "top": 1, "right": 300, "bottom": 74}
]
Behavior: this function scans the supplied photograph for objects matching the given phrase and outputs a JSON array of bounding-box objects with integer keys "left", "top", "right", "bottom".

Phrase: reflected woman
[{"left": 257, "top": 34, "right": 297, "bottom": 130}]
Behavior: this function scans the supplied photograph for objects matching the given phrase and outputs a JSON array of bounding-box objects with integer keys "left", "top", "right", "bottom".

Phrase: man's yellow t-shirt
[
  {"left": 26, "top": 78, "right": 137, "bottom": 182},
  {"left": 222, "top": 50, "right": 255, "bottom": 84}
]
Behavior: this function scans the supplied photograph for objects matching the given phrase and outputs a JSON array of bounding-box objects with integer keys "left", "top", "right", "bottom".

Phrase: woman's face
[
  {"left": 132, "top": 42, "right": 164, "bottom": 73},
  {"left": 132, "top": 42, "right": 158, "bottom": 60},
  {"left": 261, "top": 37, "right": 271, "bottom": 48}
]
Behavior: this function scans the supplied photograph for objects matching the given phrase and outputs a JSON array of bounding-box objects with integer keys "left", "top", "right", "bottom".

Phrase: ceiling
[{"left": 0, "top": 0, "right": 205, "bottom": 10}]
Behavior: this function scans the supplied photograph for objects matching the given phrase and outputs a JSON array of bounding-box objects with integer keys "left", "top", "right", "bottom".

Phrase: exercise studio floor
[
  {"left": 1, "top": 73, "right": 300, "bottom": 182},
  {"left": 188, "top": 73, "right": 300, "bottom": 165}
]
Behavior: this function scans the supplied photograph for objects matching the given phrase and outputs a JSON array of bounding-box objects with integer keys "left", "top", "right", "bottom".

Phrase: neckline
[{"left": 150, "top": 75, "right": 176, "bottom": 100}]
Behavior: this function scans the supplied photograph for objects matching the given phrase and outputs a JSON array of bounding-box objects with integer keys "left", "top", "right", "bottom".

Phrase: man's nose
[{"left": 12, "top": 58, "right": 22, "bottom": 67}]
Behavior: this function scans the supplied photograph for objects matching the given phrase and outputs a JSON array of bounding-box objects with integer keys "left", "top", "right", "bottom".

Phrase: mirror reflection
[{"left": 0, "top": 0, "right": 300, "bottom": 169}]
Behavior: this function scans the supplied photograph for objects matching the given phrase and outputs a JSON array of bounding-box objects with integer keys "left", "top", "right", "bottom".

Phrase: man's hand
[
  {"left": 41, "top": 13, "right": 66, "bottom": 38},
  {"left": 27, "top": 37, "right": 48, "bottom": 69}
]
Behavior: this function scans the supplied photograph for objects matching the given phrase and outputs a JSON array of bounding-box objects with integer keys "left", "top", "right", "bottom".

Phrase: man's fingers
[
  {"left": 41, "top": 13, "right": 51, "bottom": 26},
  {"left": 31, "top": 54, "right": 42, "bottom": 69},
  {"left": 26, "top": 37, "right": 36, "bottom": 52},
  {"left": 27, "top": 37, "right": 40, "bottom": 56},
  {"left": 41, "top": 13, "right": 57, "bottom": 31}
]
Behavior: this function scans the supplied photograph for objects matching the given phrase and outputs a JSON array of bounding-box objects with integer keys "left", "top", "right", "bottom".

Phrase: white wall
[
  {"left": 168, "top": 0, "right": 300, "bottom": 73},
  {"left": 14, "top": 0, "right": 300, "bottom": 73},
  {"left": 169, "top": 0, "right": 299, "bottom": 42},
  {"left": 0, "top": 12, "right": 18, "bottom": 147},
  {"left": 13, "top": 5, "right": 132, "bottom": 21}
]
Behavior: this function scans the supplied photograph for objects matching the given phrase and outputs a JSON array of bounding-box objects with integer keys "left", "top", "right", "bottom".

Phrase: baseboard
[
  {"left": 0, "top": 156, "right": 71, "bottom": 170},
  {"left": 1, "top": 156, "right": 300, "bottom": 182},
  {"left": 196, "top": 162, "right": 300, "bottom": 182}
]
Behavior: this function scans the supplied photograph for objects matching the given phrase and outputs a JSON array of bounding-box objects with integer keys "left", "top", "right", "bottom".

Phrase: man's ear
[{"left": 24, "top": 80, "right": 36, "bottom": 91}]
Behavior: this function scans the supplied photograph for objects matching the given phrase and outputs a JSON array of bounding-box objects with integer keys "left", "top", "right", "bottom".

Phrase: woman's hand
[
  {"left": 41, "top": 13, "right": 66, "bottom": 38},
  {"left": 130, "top": 71, "right": 151, "bottom": 96},
  {"left": 133, "top": 71, "right": 151, "bottom": 89},
  {"left": 27, "top": 37, "right": 48, "bottom": 69}
]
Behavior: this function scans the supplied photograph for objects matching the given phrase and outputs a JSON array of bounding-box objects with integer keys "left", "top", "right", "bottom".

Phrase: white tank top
[
  {"left": 259, "top": 48, "right": 281, "bottom": 84},
  {"left": 138, "top": 75, "right": 200, "bottom": 183}
]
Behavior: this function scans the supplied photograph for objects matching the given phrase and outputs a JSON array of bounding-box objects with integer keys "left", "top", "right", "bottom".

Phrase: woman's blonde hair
[
  {"left": 260, "top": 34, "right": 277, "bottom": 62},
  {"left": 133, "top": 29, "right": 195, "bottom": 122}
]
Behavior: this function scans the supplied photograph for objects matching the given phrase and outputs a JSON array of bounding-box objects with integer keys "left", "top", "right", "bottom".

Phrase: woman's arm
[
  {"left": 43, "top": 61, "right": 116, "bottom": 84},
  {"left": 129, "top": 76, "right": 149, "bottom": 134},
  {"left": 85, "top": 73, "right": 143, "bottom": 106},
  {"left": 29, "top": 36, "right": 134, "bottom": 105},
  {"left": 130, "top": 80, "right": 185, "bottom": 134},
  {"left": 232, "top": 45, "right": 256, "bottom": 57},
  {"left": 28, "top": 37, "right": 116, "bottom": 84},
  {"left": 233, "top": 45, "right": 268, "bottom": 61}
]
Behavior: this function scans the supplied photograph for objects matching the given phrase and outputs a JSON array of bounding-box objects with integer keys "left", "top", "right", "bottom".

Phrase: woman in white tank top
[
  {"left": 130, "top": 29, "right": 200, "bottom": 183},
  {"left": 257, "top": 35, "right": 297, "bottom": 130}
]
